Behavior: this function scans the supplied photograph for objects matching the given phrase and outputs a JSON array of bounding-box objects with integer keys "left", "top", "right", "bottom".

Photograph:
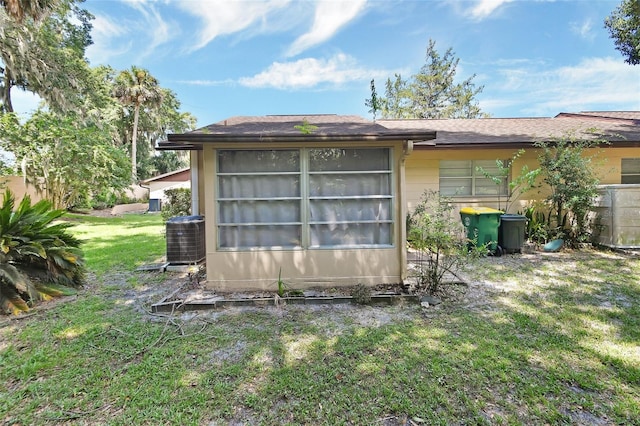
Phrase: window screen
[{"left": 217, "top": 148, "right": 393, "bottom": 250}]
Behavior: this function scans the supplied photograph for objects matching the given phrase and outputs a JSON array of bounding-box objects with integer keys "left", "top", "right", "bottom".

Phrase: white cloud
[
  {"left": 177, "top": 79, "right": 236, "bottom": 87},
  {"left": 238, "top": 53, "right": 389, "bottom": 89},
  {"left": 86, "top": 14, "right": 132, "bottom": 65},
  {"left": 485, "top": 57, "right": 640, "bottom": 116},
  {"left": 86, "top": 1, "right": 172, "bottom": 65},
  {"left": 176, "top": 0, "right": 290, "bottom": 52},
  {"left": 136, "top": 6, "right": 172, "bottom": 52},
  {"left": 286, "top": 0, "right": 368, "bottom": 57},
  {"left": 467, "top": 0, "right": 513, "bottom": 20},
  {"left": 570, "top": 18, "right": 594, "bottom": 40}
]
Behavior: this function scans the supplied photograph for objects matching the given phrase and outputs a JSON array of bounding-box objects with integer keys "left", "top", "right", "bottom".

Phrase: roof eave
[{"left": 158, "top": 131, "right": 436, "bottom": 150}]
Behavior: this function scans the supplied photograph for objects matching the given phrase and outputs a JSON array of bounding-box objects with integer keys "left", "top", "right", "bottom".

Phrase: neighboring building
[
  {"left": 379, "top": 111, "right": 640, "bottom": 212},
  {"left": 1, "top": 175, "right": 42, "bottom": 203},
  {"left": 140, "top": 168, "right": 191, "bottom": 212},
  {"left": 159, "top": 112, "right": 640, "bottom": 291}
]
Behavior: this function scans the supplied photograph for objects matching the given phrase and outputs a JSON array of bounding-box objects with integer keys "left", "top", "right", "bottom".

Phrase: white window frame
[
  {"left": 216, "top": 147, "right": 394, "bottom": 251},
  {"left": 621, "top": 158, "right": 640, "bottom": 184},
  {"left": 439, "top": 159, "right": 509, "bottom": 197}
]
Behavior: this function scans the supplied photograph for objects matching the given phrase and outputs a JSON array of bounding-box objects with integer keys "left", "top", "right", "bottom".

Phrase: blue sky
[{"left": 13, "top": 0, "right": 640, "bottom": 127}]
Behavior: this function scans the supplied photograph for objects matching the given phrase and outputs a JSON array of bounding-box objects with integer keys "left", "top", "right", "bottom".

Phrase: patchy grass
[
  {"left": 1, "top": 214, "right": 639, "bottom": 425},
  {"left": 65, "top": 212, "right": 166, "bottom": 275}
]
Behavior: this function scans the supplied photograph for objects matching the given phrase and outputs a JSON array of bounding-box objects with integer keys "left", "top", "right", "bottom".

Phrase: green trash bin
[{"left": 460, "top": 207, "right": 503, "bottom": 254}]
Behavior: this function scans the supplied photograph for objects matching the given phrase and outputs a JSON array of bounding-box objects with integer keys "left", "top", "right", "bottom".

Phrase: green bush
[
  {"left": 0, "top": 190, "right": 85, "bottom": 314},
  {"left": 407, "top": 190, "right": 486, "bottom": 295},
  {"left": 534, "top": 132, "right": 606, "bottom": 246},
  {"left": 161, "top": 188, "right": 191, "bottom": 222}
]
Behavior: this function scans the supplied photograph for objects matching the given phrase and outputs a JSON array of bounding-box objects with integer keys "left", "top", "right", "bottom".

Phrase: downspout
[
  {"left": 190, "top": 150, "right": 200, "bottom": 216},
  {"left": 400, "top": 140, "right": 414, "bottom": 282}
]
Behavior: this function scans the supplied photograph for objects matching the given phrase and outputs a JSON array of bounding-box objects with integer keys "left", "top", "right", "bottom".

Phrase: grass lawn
[{"left": 1, "top": 213, "right": 639, "bottom": 425}]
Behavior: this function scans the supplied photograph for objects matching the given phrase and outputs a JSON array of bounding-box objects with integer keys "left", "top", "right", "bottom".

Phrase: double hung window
[
  {"left": 217, "top": 148, "right": 393, "bottom": 250},
  {"left": 439, "top": 160, "right": 508, "bottom": 197},
  {"left": 621, "top": 158, "right": 640, "bottom": 184}
]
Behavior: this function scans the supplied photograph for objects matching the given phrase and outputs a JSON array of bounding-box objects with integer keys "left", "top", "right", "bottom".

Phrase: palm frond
[
  {"left": 0, "top": 285, "right": 31, "bottom": 314},
  {"left": 0, "top": 262, "right": 30, "bottom": 293},
  {"left": 35, "top": 282, "right": 78, "bottom": 298}
]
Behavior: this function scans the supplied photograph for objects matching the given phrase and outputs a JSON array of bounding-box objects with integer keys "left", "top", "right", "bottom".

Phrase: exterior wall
[
  {"left": 405, "top": 146, "right": 640, "bottom": 215},
  {"left": 195, "top": 151, "right": 205, "bottom": 215},
  {"left": 201, "top": 141, "right": 409, "bottom": 291},
  {"left": 148, "top": 181, "right": 190, "bottom": 201},
  {"left": 1, "top": 175, "right": 42, "bottom": 203}
]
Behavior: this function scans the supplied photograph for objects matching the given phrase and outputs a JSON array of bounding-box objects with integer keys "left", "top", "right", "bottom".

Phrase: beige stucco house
[
  {"left": 381, "top": 111, "right": 640, "bottom": 212},
  {"left": 159, "top": 111, "right": 640, "bottom": 291}
]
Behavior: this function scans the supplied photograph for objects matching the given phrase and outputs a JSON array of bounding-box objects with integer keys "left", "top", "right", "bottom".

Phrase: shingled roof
[
  {"left": 378, "top": 112, "right": 640, "bottom": 149},
  {"left": 158, "top": 114, "right": 436, "bottom": 150},
  {"left": 159, "top": 111, "right": 640, "bottom": 151}
]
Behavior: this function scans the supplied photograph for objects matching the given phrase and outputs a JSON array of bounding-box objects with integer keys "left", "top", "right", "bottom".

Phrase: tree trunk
[
  {"left": 1, "top": 64, "right": 15, "bottom": 113},
  {"left": 131, "top": 103, "right": 140, "bottom": 181}
]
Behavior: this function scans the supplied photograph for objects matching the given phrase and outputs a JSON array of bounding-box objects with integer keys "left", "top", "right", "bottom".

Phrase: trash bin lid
[
  {"left": 167, "top": 215, "right": 204, "bottom": 223},
  {"left": 500, "top": 213, "right": 527, "bottom": 222},
  {"left": 460, "top": 207, "right": 503, "bottom": 215}
]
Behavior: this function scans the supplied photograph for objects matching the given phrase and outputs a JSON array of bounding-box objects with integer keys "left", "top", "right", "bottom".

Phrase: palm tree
[
  {"left": 113, "top": 66, "right": 164, "bottom": 181},
  {"left": 0, "top": 190, "right": 85, "bottom": 314}
]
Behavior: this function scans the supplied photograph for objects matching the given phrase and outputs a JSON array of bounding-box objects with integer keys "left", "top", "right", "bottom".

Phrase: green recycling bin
[{"left": 460, "top": 207, "right": 503, "bottom": 254}]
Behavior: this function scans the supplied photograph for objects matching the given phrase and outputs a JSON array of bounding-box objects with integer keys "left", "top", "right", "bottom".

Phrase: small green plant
[
  {"left": 476, "top": 149, "right": 539, "bottom": 212},
  {"left": 522, "top": 203, "right": 550, "bottom": 244},
  {"left": 407, "top": 190, "right": 486, "bottom": 295},
  {"left": 351, "top": 283, "right": 372, "bottom": 305},
  {"left": 294, "top": 119, "right": 318, "bottom": 135},
  {"left": 161, "top": 188, "right": 191, "bottom": 222},
  {"left": 0, "top": 190, "right": 85, "bottom": 314},
  {"left": 274, "top": 268, "right": 303, "bottom": 297}
]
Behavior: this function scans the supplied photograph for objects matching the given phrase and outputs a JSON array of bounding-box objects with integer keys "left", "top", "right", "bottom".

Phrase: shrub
[
  {"left": 161, "top": 188, "right": 191, "bottom": 222},
  {"left": 407, "top": 190, "right": 486, "bottom": 295},
  {"left": 0, "top": 190, "right": 85, "bottom": 314},
  {"left": 534, "top": 131, "right": 606, "bottom": 246}
]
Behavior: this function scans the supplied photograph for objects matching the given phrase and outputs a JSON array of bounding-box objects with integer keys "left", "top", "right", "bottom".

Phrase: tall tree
[
  {"left": 136, "top": 88, "right": 196, "bottom": 179},
  {"left": 0, "top": 0, "right": 94, "bottom": 114},
  {"left": 113, "top": 66, "right": 164, "bottom": 181},
  {"left": 367, "top": 39, "right": 488, "bottom": 119},
  {"left": 604, "top": 0, "right": 640, "bottom": 65},
  {"left": 364, "top": 79, "right": 380, "bottom": 121},
  {"left": 0, "top": 111, "right": 131, "bottom": 209},
  {"left": 0, "top": 0, "right": 57, "bottom": 22}
]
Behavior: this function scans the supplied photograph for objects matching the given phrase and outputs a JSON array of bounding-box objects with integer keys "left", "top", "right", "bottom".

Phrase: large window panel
[
  {"left": 308, "top": 148, "right": 392, "bottom": 247},
  {"left": 622, "top": 158, "right": 640, "bottom": 184},
  {"left": 218, "top": 150, "right": 300, "bottom": 173},
  {"left": 218, "top": 200, "right": 301, "bottom": 223},
  {"left": 218, "top": 175, "right": 300, "bottom": 199},
  {"left": 219, "top": 225, "right": 301, "bottom": 248},
  {"left": 310, "top": 223, "right": 391, "bottom": 246},
  {"left": 309, "top": 148, "right": 390, "bottom": 171},
  {"left": 217, "top": 147, "right": 394, "bottom": 250},
  {"left": 309, "top": 199, "right": 391, "bottom": 222},
  {"left": 217, "top": 150, "right": 301, "bottom": 249},
  {"left": 309, "top": 174, "right": 391, "bottom": 197}
]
